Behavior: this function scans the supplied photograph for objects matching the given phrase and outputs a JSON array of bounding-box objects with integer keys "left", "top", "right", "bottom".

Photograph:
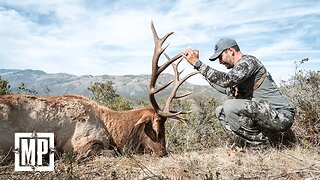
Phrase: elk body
[
  {"left": 0, "top": 94, "right": 166, "bottom": 158},
  {"left": 0, "top": 22, "right": 198, "bottom": 160}
]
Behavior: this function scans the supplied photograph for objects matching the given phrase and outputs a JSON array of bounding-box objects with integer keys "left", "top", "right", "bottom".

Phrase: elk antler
[{"left": 149, "top": 21, "right": 199, "bottom": 120}]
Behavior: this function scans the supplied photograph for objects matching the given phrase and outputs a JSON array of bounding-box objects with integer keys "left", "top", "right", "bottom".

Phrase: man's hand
[{"left": 182, "top": 48, "right": 199, "bottom": 65}]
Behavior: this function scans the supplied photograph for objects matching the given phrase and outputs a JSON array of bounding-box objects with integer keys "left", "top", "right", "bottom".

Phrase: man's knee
[
  {"left": 246, "top": 100, "right": 294, "bottom": 133},
  {"left": 222, "top": 99, "right": 246, "bottom": 115}
]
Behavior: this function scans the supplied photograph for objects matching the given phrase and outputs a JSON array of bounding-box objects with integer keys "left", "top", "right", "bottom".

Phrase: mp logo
[{"left": 14, "top": 132, "right": 55, "bottom": 171}]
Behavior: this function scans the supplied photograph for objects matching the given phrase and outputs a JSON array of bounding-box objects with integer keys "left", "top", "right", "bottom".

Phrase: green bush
[
  {"left": 0, "top": 76, "right": 11, "bottom": 95},
  {"left": 17, "top": 82, "right": 38, "bottom": 95},
  {"left": 281, "top": 70, "right": 320, "bottom": 145},
  {"left": 88, "top": 81, "right": 133, "bottom": 111},
  {"left": 165, "top": 98, "right": 228, "bottom": 153}
]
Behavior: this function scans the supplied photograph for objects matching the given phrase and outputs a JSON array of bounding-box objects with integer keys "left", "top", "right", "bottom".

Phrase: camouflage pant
[{"left": 215, "top": 99, "right": 294, "bottom": 143}]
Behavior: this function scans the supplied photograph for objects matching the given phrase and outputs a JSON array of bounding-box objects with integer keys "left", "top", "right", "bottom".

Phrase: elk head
[{"left": 135, "top": 22, "right": 198, "bottom": 156}]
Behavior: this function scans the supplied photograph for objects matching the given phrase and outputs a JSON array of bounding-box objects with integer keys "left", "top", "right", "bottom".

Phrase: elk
[{"left": 0, "top": 22, "right": 198, "bottom": 161}]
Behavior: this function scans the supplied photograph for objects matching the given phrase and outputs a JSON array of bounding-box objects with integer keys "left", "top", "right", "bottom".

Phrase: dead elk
[{"left": 0, "top": 22, "right": 198, "bottom": 161}]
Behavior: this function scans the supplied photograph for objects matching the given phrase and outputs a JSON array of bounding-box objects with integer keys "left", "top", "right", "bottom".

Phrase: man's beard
[{"left": 225, "top": 63, "right": 232, "bottom": 69}]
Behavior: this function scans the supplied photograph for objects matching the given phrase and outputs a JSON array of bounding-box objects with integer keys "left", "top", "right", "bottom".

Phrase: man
[{"left": 182, "top": 38, "right": 295, "bottom": 145}]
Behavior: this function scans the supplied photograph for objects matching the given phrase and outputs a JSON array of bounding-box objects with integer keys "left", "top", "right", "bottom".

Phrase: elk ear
[
  {"left": 144, "top": 121, "right": 158, "bottom": 142},
  {"left": 135, "top": 115, "right": 158, "bottom": 142},
  {"left": 135, "top": 115, "right": 150, "bottom": 126}
]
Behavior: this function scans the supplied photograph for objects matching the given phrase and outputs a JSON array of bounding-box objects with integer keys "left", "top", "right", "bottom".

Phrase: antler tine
[
  {"left": 150, "top": 21, "right": 173, "bottom": 76},
  {"left": 162, "top": 58, "right": 199, "bottom": 115},
  {"left": 179, "top": 69, "right": 185, "bottom": 76},
  {"left": 167, "top": 113, "right": 188, "bottom": 124},
  {"left": 150, "top": 21, "right": 199, "bottom": 119},
  {"left": 158, "top": 53, "right": 182, "bottom": 75},
  {"left": 150, "top": 21, "right": 175, "bottom": 113},
  {"left": 164, "top": 53, "right": 170, "bottom": 61},
  {"left": 151, "top": 21, "right": 173, "bottom": 49},
  {"left": 171, "top": 109, "right": 193, "bottom": 122},
  {"left": 153, "top": 80, "right": 174, "bottom": 94},
  {"left": 169, "top": 109, "right": 193, "bottom": 116},
  {"left": 174, "top": 59, "right": 189, "bottom": 79},
  {"left": 175, "top": 91, "right": 193, "bottom": 99}
]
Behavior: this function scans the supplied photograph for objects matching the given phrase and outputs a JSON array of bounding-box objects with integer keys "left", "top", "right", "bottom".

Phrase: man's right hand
[{"left": 182, "top": 48, "right": 199, "bottom": 65}]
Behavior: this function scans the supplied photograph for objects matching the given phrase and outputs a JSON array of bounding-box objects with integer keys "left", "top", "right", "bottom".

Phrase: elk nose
[{"left": 158, "top": 151, "right": 168, "bottom": 157}]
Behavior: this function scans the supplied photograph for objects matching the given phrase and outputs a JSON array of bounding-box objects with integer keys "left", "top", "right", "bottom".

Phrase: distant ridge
[{"left": 0, "top": 69, "right": 226, "bottom": 103}]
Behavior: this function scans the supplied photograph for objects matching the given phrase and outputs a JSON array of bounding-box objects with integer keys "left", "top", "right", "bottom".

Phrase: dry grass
[{"left": 1, "top": 145, "right": 319, "bottom": 180}]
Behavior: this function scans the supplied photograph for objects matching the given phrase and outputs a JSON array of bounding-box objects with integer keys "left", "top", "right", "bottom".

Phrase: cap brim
[{"left": 209, "top": 50, "right": 223, "bottom": 61}]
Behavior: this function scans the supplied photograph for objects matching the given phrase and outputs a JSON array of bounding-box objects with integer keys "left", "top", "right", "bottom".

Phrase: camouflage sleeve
[
  {"left": 197, "top": 57, "right": 257, "bottom": 88},
  {"left": 207, "top": 81, "right": 228, "bottom": 94}
]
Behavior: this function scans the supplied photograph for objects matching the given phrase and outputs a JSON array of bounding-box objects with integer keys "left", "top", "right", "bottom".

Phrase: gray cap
[{"left": 209, "top": 38, "right": 238, "bottom": 61}]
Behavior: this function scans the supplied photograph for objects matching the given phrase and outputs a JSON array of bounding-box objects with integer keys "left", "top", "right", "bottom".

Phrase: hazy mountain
[{"left": 0, "top": 69, "right": 226, "bottom": 104}]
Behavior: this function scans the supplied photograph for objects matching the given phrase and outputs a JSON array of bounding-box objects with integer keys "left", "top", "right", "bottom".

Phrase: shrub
[
  {"left": 17, "top": 82, "right": 38, "bottom": 95},
  {"left": 281, "top": 70, "right": 320, "bottom": 146},
  {"left": 165, "top": 98, "right": 228, "bottom": 153},
  {"left": 0, "top": 76, "right": 11, "bottom": 95},
  {"left": 88, "top": 81, "right": 133, "bottom": 111}
]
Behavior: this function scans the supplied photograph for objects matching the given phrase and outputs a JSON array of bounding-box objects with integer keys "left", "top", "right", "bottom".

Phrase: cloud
[{"left": 0, "top": 0, "right": 319, "bottom": 85}]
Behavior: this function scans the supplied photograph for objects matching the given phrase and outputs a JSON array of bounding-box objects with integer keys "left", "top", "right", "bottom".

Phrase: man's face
[{"left": 218, "top": 49, "right": 234, "bottom": 69}]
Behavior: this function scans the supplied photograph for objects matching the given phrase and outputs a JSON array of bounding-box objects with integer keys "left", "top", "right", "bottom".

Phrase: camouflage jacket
[{"left": 195, "top": 55, "right": 294, "bottom": 112}]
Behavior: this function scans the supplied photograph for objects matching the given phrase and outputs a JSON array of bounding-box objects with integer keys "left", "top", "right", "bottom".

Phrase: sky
[{"left": 0, "top": 0, "right": 319, "bottom": 85}]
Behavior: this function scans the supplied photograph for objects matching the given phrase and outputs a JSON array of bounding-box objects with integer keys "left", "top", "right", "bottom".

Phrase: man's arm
[
  {"left": 182, "top": 49, "right": 255, "bottom": 88},
  {"left": 195, "top": 59, "right": 255, "bottom": 88},
  {"left": 191, "top": 60, "right": 226, "bottom": 94}
]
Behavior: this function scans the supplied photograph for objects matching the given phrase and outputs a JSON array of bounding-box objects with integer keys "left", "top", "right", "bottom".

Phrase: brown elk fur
[{"left": 0, "top": 94, "right": 168, "bottom": 160}]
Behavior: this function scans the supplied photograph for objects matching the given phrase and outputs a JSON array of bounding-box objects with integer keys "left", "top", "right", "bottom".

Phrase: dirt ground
[{"left": 0, "top": 145, "right": 319, "bottom": 179}]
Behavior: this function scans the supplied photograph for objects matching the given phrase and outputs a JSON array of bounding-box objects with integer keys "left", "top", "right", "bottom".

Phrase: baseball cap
[{"left": 209, "top": 38, "right": 238, "bottom": 61}]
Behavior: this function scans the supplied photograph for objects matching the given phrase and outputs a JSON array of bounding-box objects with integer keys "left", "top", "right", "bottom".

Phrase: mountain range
[{"left": 0, "top": 69, "right": 226, "bottom": 105}]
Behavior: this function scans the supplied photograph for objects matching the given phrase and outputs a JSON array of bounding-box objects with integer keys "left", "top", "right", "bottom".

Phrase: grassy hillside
[
  {"left": 0, "top": 68, "right": 319, "bottom": 179},
  {"left": 1, "top": 146, "right": 319, "bottom": 179}
]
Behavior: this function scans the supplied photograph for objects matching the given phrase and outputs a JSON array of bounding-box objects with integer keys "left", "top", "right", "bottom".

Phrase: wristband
[{"left": 194, "top": 60, "right": 202, "bottom": 70}]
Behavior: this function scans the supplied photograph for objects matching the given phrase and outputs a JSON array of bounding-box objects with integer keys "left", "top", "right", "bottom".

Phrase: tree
[
  {"left": 18, "top": 82, "right": 38, "bottom": 95},
  {"left": 43, "top": 85, "right": 51, "bottom": 96},
  {"left": 0, "top": 76, "right": 11, "bottom": 95},
  {"left": 88, "top": 81, "right": 132, "bottom": 111}
]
